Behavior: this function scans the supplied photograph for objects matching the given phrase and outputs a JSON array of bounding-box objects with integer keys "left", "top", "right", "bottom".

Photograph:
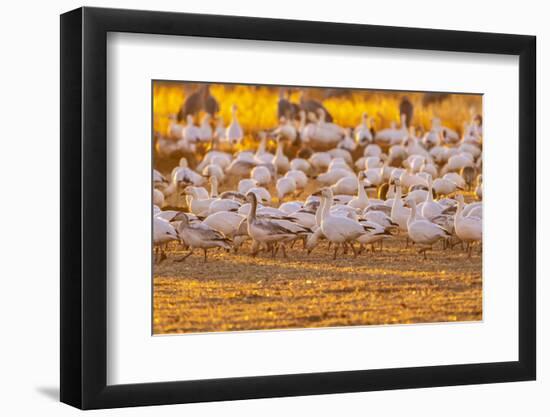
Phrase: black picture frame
[{"left": 60, "top": 6, "right": 536, "bottom": 410}]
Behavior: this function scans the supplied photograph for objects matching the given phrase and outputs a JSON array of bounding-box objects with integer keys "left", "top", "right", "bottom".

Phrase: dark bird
[
  {"left": 177, "top": 84, "right": 219, "bottom": 121},
  {"left": 422, "top": 92, "right": 450, "bottom": 106},
  {"left": 299, "top": 95, "right": 334, "bottom": 122},
  {"left": 399, "top": 96, "right": 414, "bottom": 127},
  {"left": 277, "top": 89, "right": 300, "bottom": 120}
]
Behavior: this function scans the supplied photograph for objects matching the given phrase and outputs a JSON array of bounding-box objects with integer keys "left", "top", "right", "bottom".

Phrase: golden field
[
  {"left": 152, "top": 82, "right": 483, "bottom": 334},
  {"left": 154, "top": 235, "right": 481, "bottom": 334}
]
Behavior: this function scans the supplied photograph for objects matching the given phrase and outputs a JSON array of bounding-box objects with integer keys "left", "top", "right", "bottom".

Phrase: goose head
[
  {"left": 172, "top": 211, "right": 189, "bottom": 225},
  {"left": 245, "top": 191, "right": 258, "bottom": 206},
  {"left": 181, "top": 186, "right": 197, "bottom": 197}
]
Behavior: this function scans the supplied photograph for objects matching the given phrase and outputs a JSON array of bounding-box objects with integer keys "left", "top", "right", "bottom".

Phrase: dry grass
[
  {"left": 153, "top": 82, "right": 482, "bottom": 140},
  {"left": 153, "top": 236, "right": 482, "bottom": 334}
]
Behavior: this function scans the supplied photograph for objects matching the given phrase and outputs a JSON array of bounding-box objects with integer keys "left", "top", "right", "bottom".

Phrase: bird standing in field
[
  {"left": 174, "top": 212, "right": 231, "bottom": 262},
  {"left": 177, "top": 84, "right": 219, "bottom": 121}
]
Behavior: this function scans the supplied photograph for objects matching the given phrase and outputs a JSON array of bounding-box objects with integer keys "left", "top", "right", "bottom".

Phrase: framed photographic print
[{"left": 60, "top": 6, "right": 536, "bottom": 409}]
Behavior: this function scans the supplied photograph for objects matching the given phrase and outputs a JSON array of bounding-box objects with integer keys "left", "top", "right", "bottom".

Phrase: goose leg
[
  {"left": 281, "top": 244, "right": 288, "bottom": 258},
  {"left": 203, "top": 248, "right": 208, "bottom": 262},
  {"left": 405, "top": 236, "right": 409, "bottom": 248},
  {"left": 358, "top": 244, "right": 364, "bottom": 255},
  {"left": 251, "top": 240, "right": 259, "bottom": 257},
  {"left": 370, "top": 244, "right": 376, "bottom": 253},
  {"left": 333, "top": 243, "right": 339, "bottom": 260},
  {"left": 350, "top": 243, "right": 358, "bottom": 258},
  {"left": 175, "top": 250, "right": 194, "bottom": 262}
]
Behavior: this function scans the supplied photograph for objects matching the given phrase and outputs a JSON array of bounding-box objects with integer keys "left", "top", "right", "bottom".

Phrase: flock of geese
[{"left": 153, "top": 90, "right": 483, "bottom": 263}]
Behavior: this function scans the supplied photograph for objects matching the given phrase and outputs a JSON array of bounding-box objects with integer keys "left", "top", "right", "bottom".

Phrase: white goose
[
  {"left": 347, "top": 173, "right": 370, "bottom": 210},
  {"left": 276, "top": 177, "right": 297, "bottom": 201},
  {"left": 238, "top": 178, "right": 258, "bottom": 195},
  {"left": 454, "top": 194, "right": 482, "bottom": 257},
  {"left": 174, "top": 213, "right": 232, "bottom": 262},
  {"left": 375, "top": 114, "right": 408, "bottom": 145},
  {"left": 405, "top": 198, "right": 451, "bottom": 259},
  {"left": 420, "top": 175, "right": 443, "bottom": 219},
  {"left": 203, "top": 210, "right": 246, "bottom": 239},
  {"left": 197, "top": 113, "right": 213, "bottom": 142},
  {"left": 355, "top": 112, "right": 373, "bottom": 146},
  {"left": 284, "top": 169, "right": 308, "bottom": 189},
  {"left": 251, "top": 165, "right": 272, "bottom": 185},
  {"left": 390, "top": 180, "right": 411, "bottom": 233},
  {"left": 226, "top": 104, "right": 243, "bottom": 146},
  {"left": 254, "top": 131, "right": 275, "bottom": 164},
  {"left": 245, "top": 192, "right": 310, "bottom": 257},
  {"left": 319, "top": 188, "right": 374, "bottom": 259},
  {"left": 183, "top": 186, "right": 216, "bottom": 217},
  {"left": 153, "top": 217, "right": 179, "bottom": 263},
  {"left": 272, "top": 137, "right": 290, "bottom": 174}
]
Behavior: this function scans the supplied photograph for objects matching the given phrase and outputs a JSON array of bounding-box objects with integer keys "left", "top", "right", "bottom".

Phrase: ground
[{"left": 153, "top": 235, "right": 482, "bottom": 334}]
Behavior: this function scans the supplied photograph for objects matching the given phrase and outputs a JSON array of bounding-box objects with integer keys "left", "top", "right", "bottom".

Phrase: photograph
[{"left": 151, "top": 82, "right": 483, "bottom": 335}]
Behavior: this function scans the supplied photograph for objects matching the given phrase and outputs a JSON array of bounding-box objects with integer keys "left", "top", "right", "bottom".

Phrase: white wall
[{"left": 0, "top": 0, "right": 545, "bottom": 415}]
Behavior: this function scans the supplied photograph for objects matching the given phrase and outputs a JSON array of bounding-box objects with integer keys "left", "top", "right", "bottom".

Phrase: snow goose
[
  {"left": 433, "top": 177, "right": 460, "bottom": 197},
  {"left": 284, "top": 169, "right": 308, "bottom": 189},
  {"left": 251, "top": 165, "right": 272, "bottom": 185},
  {"left": 390, "top": 180, "right": 411, "bottom": 233},
  {"left": 226, "top": 104, "right": 243, "bottom": 146},
  {"left": 309, "top": 152, "right": 332, "bottom": 172},
  {"left": 276, "top": 177, "right": 297, "bottom": 201},
  {"left": 182, "top": 186, "right": 216, "bottom": 217},
  {"left": 273, "top": 117, "right": 297, "bottom": 143},
  {"left": 309, "top": 108, "right": 344, "bottom": 148},
  {"left": 347, "top": 172, "right": 370, "bottom": 210},
  {"left": 375, "top": 114, "right": 408, "bottom": 145},
  {"left": 319, "top": 188, "right": 374, "bottom": 259},
  {"left": 153, "top": 217, "right": 178, "bottom": 263},
  {"left": 290, "top": 158, "right": 312, "bottom": 174},
  {"left": 279, "top": 201, "right": 304, "bottom": 214},
  {"left": 475, "top": 174, "right": 483, "bottom": 200},
  {"left": 153, "top": 189, "right": 165, "bottom": 208},
  {"left": 183, "top": 114, "right": 201, "bottom": 143},
  {"left": 272, "top": 137, "right": 290, "bottom": 174},
  {"left": 245, "top": 192, "right": 309, "bottom": 257},
  {"left": 331, "top": 175, "right": 360, "bottom": 196},
  {"left": 238, "top": 178, "right": 258, "bottom": 195},
  {"left": 203, "top": 210, "right": 246, "bottom": 239},
  {"left": 174, "top": 213, "right": 231, "bottom": 262},
  {"left": 153, "top": 169, "right": 168, "bottom": 188},
  {"left": 254, "top": 131, "right": 274, "bottom": 164},
  {"left": 316, "top": 167, "right": 354, "bottom": 186},
  {"left": 419, "top": 175, "right": 443, "bottom": 218},
  {"left": 338, "top": 128, "right": 357, "bottom": 152},
  {"left": 443, "top": 172, "right": 466, "bottom": 189},
  {"left": 355, "top": 112, "right": 373, "bottom": 146},
  {"left": 202, "top": 163, "right": 225, "bottom": 183},
  {"left": 454, "top": 195, "right": 482, "bottom": 257},
  {"left": 363, "top": 210, "right": 398, "bottom": 229},
  {"left": 197, "top": 113, "right": 213, "bottom": 142},
  {"left": 246, "top": 187, "right": 272, "bottom": 205},
  {"left": 405, "top": 198, "right": 451, "bottom": 259}
]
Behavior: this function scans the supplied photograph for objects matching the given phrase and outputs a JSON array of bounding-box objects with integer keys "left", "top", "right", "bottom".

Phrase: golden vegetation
[
  {"left": 154, "top": 236, "right": 482, "bottom": 334},
  {"left": 153, "top": 82, "right": 482, "bottom": 140}
]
